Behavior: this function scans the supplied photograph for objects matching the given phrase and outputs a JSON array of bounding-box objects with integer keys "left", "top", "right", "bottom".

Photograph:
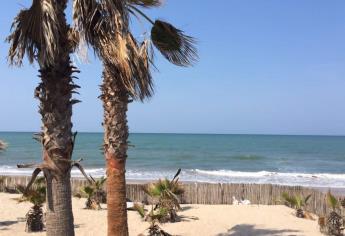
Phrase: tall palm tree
[
  {"left": 7, "top": 1, "right": 80, "bottom": 235},
  {"left": 73, "top": 1, "right": 197, "bottom": 235}
]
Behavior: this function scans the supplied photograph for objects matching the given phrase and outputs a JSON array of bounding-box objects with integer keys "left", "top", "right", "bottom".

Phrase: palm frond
[
  {"left": 172, "top": 168, "right": 181, "bottom": 182},
  {"left": 16, "top": 178, "right": 46, "bottom": 206},
  {"left": 7, "top": 0, "right": 60, "bottom": 66},
  {"left": 102, "top": 33, "right": 154, "bottom": 100},
  {"left": 151, "top": 20, "right": 198, "bottom": 67},
  {"left": 133, "top": 203, "right": 146, "bottom": 218},
  {"left": 74, "top": 0, "right": 153, "bottom": 100},
  {"left": 127, "top": 0, "right": 163, "bottom": 8},
  {"left": 281, "top": 192, "right": 297, "bottom": 208},
  {"left": 327, "top": 191, "right": 339, "bottom": 210},
  {"left": 81, "top": 186, "right": 94, "bottom": 197},
  {"left": 304, "top": 194, "right": 312, "bottom": 205}
]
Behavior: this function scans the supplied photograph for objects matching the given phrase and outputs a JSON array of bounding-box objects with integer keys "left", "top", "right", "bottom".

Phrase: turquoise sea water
[{"left": 0, "top": 132, "right": 345, "bottom": 188}]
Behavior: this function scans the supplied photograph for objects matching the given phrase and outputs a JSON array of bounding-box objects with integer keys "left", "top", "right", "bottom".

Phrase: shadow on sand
[
  {"left": 0, "top": 220, "right": 18, "bottom": 231},
  {"left": 217, "top": 224, "right": 300, "bottom": 236}
]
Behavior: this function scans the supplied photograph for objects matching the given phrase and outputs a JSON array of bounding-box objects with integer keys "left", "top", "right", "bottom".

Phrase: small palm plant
[
  {"left": 147, "top": 220, "right": 172, "bottom": 236},
  {"left": 134, "top": 204, "right": 172, "bottom": 236},
  {"left": 17, "top": 177, "right": 46, "bottom": 232},
  {"left": 80, "top": 176, "right": 106, "bottom": 210},
  {"left": 144, "top": 169, "right": 184, "bottom": 223},
  {"left": 0, "top": 176, "right": 5, "bottom": 192},
  {"left": 281, "top": 192, "right": 311, "bottom": 218},
  {"left": 325, "top": 191, "right": 343, "bottom": 236}
]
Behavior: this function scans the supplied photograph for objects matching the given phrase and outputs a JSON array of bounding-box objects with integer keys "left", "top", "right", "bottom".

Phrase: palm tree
[
  {"left": 17, "top": 177, "right": 46, "bottom": 232},
  {"left": 7, "top": 1, "right": 80, "bottom": 235},
  {"left": 326, "top": 191, "right": 343, "bottom": 236},
  {"left": 80, "top": 176, "right": 107, "bottom": 210},
  {"left": 144, "top": 169, "right": 184, "bottom": 222},
  {"left": 73, "top": 1, "right": 197, "bottom": 235},
  {"left": 281, "top": 192, "right": 311, "bottom": 218}
]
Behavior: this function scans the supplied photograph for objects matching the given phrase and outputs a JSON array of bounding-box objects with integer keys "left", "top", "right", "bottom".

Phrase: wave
[
  {"left": 231, "top": 155, "right": 265, "bottom": 161},
  {"left": 193, "top": 169, "right": 345, "bottom": 179},
  {"left": 192, "top": 169, "right": 345, "bottom": 188},
  {"left": 1, "top": 165, "right": 345, "bottom": 188}
]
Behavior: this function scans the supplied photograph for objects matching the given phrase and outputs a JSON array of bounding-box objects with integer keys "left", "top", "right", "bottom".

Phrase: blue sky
[{"left": 0, "top": 0, "right": 345, "bottom": 135}]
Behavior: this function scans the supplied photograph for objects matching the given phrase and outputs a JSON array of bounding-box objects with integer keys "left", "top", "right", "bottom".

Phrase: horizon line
[{"left": 0, "top": 130, "right": 344, "bottom": 137}]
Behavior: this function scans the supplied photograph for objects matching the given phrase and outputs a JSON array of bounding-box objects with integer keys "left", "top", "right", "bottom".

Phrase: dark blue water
[{"left": 1, "top": 132, "right": 345, "bottom": 187}]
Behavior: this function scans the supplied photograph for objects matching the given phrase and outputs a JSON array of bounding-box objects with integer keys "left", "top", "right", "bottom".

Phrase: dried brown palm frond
[
  {"left": 125, "top": 35, "right": 154, "bottom": 100},
  {"left": 68, "top": 28, "right": 80, "bottom": 52},
  {"left": 127, "top": 0, "right": 163, "bottom": 8},
  {"left": 101, "top": 34, "right": 154, "bottom": 100},
  {"left": 75, "top": 0, "right": 154, "bottom": 100},
  {"left": 73, "top": 0, "right": 128, "bottom": 45},
  {"left": 7, "top": 0, "right": 60, "bottom": 66},
  {"left": 151, "top": 20, "right": 197, "bottom": 67}
]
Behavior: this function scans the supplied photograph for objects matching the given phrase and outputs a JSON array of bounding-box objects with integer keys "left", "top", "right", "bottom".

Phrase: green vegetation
[
  {"left": 134, "top": 169, "right": 184, "bottom": 235},
  {"left": 144, "top": 169, "right": 184, "bottom": 223},
  {"left": 281, "top": 192, "right": 311, "bottom": 218},
  {"left": 79, "top": 176, "right": 106, "bottom": 210},
  {"left": 324, "top": 191, "right": 343, "bottom": 236},
  {"left": 16, "top": 177, "right": 46, "bottom": 232}
]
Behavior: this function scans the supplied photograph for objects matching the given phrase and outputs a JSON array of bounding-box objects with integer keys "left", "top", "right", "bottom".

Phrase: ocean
[{"left": 0, "top": 132, "right": 345, "bottom": 188}]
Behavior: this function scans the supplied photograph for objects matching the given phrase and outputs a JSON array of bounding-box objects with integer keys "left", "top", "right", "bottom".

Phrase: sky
[{"left": 0, "top": 0, "right": 345, "bottom": 135}]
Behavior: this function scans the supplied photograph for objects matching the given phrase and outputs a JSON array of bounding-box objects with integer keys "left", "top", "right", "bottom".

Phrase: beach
[{"left": 0, "top": 193, "right": 322, "bottom": 236}]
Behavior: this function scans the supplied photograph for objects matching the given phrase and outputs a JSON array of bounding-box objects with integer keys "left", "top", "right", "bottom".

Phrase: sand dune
[{"left": 0, "top": 193, "right": 322, "bottom": 236}]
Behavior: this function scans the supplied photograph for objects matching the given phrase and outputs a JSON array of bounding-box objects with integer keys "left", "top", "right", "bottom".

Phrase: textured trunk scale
[
  {"left": 35, "top": 1, "right": 77, "bottom": 235},
  {"left": 101, "top": 67, "right": 129, "bottom": 236}
]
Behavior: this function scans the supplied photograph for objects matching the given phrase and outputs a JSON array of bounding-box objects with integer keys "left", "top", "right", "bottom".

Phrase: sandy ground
[{"left": 0, "top": 193, "right": 322, "bottom": 236}]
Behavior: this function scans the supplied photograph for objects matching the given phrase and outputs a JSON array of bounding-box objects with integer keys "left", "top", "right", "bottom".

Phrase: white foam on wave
[
  {"left": 192, "top": 169, "right": 345, "bottom": 187},
  {"left": 194, "top": 169, "right": 274, "bottom": 178},
  {"left": 193, "top": 169, "right": 345, "bottom": 180},
  {"left": 1, "top": 165, "right": 345, "bottom": 188}
]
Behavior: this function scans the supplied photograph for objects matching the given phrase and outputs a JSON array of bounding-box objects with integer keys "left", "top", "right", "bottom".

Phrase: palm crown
[
  {"left": 8, "top": 0, "right": 197, "bottom": 99},
  {"left": 73, "top": 0, "right": 198, "bottom": 100}
]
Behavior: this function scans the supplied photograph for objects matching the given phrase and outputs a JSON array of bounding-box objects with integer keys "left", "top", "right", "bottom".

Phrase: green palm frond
[
  {"left": 79, "top": 175, "right": 106, "bottom": 198},
  {"left": 16, "top": 178, "right": 46, "bottom": 206},
  {"left": 295, "top": 195, "right": 303, "bottom": 209},
  {"left": 304, "top": 194, "right": 312, "bottom": 205},
  {"left": 7, "top": 0, "right": 60, "bottom": 66},
  {"left": 133, "top": 203, "right": 146, "bottom": 218},
  {"left": 282, "top": 192, "right": 297, "bottom": 208},
  {"left": 327, "top": 191, "right": 339, "bottom": 211},
  {"left": 281, "top": 192, "right": 311, "bottom": 209},
  {"left": 81, "top": 186, "right": 94, "bottom": 197},
  {"left": 94, "top": 176, "right": 107, "bottom": 190},
  {"left": 149, "top": 207, "right": 168, "bottom": 221},
  {"left": 144, "top": 169, "right": 184, "bottom": 212},
  {"left": 151, "top": 20, "right": 198, "bottom": 66}
]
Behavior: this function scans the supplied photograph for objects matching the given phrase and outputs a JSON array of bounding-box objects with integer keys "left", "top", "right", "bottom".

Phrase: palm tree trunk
[
  {"left": 45, "top": 174, "right": 74, "bottom": 235},
  {"left": 35, "top": 1, "right": 76, "bottom": 235},
  {"left": 101, "top": 67, "right": 129, "bottom": 236},
  {"left": 37, "top": 62, "right": 76, "bottom": 236}
]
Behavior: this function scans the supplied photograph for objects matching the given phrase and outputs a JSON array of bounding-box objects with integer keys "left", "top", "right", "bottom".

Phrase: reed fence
[{"left": 0, "top": 175, "right": 343, "bottom": 217}]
